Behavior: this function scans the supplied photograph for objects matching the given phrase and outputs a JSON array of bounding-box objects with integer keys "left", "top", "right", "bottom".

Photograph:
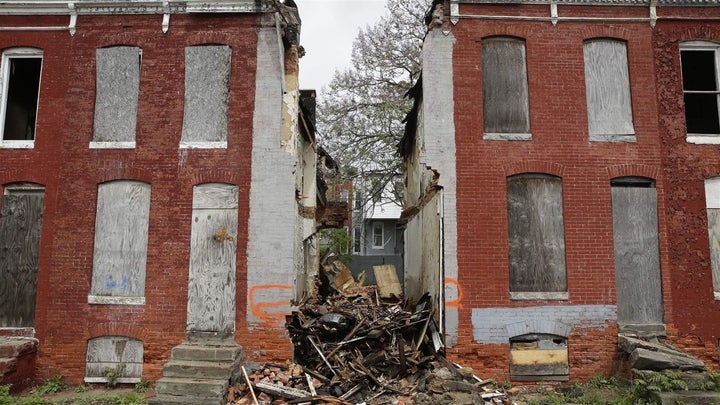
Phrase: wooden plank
[
  {"left": 187, "top": 183, "right": 238, "bottom": 335},
  {"left": 192, "top": 182, "right": 239, "bottom": 209},
  {"left": 612, "top": 186, "right": 663, "bottom": 325},
  {"left": 0, "top": 191, "right": 43, "bottom": 327},
  {"left": 91, "top": 181, "right": 150, "bottom": 298},
  {"left": 583, "top": 39, "right": 634, "bottom": 136},
  {"left": 373, "top": 265, "right": 402, "bottom": 298},
  {"left": 507, "top": 175, "right": 567, "bottom": 293},
  {"left": 482, "top": 37, "right": 530, "bottom": 134}
]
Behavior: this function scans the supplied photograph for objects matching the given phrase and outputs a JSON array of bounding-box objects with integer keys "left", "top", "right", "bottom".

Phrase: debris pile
[{"left": 228, "top": 261, "right": 509, "bottom": 404}]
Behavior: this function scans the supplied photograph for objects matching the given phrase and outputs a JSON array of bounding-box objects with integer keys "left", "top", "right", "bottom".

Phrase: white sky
[{"left": 296, "top": 0, "right": 387, "bottom": 93}]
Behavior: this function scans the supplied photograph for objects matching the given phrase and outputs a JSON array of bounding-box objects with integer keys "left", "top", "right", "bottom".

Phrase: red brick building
[
  {"left": 0, "top": 0, "right": 316, "bottom": 391},
  {"left": 402, "top": 0, "right": 720, "bottom": 381}
]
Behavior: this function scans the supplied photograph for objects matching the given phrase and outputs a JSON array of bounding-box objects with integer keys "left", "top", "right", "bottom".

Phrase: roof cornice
[{"left": 0, "top": 0, "right": 277, "bottom": 15}]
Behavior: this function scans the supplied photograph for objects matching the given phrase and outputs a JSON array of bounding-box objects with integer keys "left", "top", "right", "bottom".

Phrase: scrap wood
[{"left": 254, "top": 381, "right": 312, "bottom": 399}]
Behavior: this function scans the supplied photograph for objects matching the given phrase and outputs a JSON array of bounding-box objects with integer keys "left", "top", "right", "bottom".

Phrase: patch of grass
[
  {"left": 35, "top": 375, "right": 66, "bottom": 396},
  {"left": 132, "top": 380, "right": 149, "bottom": 394}
]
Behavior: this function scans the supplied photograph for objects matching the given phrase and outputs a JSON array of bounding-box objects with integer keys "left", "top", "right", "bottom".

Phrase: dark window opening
[
  {"left": 3, "top": 57, "right": 41, "bottom": 141},
  {"left": 681, "top": 49, "right": 720, "bottom": 134},
  {"left": 611, "top": 177, "right": 655, "bottom": 188}
]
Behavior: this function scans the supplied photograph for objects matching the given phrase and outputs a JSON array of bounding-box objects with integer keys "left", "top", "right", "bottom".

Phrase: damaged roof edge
[{"left": 398, "top": 75, "right": 423, "bottom": 160}]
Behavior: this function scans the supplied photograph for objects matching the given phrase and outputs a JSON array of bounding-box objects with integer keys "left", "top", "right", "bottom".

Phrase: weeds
[
  {"left": 34, "top": 375, "right": 66, "bottom": 396},
  {"left": 132, "top": 380, "right": 148, "bottom": 394},
  {"left": 103, "top": 364, "right": 126, "bottom": 388}
]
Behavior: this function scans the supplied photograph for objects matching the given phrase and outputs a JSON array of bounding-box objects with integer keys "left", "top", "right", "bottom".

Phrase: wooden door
[
  {"left": 186, "top": 183, "right": 238, "bottom": 336},
  {"left": 0, "top": 186, "right": 44, "bottom": 327},
  {"left": 611, "top": 180, "right": 664, "bottom": 327}
]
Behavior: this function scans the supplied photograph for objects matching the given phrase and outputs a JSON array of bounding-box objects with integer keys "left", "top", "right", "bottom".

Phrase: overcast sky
[{"left": 296, "top": 0, "right": 387, "bottom": 93}]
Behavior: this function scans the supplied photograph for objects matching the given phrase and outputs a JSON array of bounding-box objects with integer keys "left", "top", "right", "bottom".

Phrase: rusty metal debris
[{"left": 228, "top": 260, "right": 509, "bottom": 404}]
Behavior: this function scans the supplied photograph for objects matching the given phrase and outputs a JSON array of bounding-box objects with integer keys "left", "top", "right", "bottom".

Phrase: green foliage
[
  {"left": 17, "top": 396, "right": 51, "bottom": 405},
  {"left": 35, "top": 375, "right": 66, "bottom": 395},
  {"left": 320, "top": 228, "right": 353, "bottom": 263},
  {"left": 74, "top": 385, "right": 92, "bottom": 393},
  {"left": 133, "top": 380, "right": 149, "bottom": 394},
  {"left": 103, "top": 364, "right": 126, "bottom": 388},
  {"left": 628, "top": 370, "right": 688, "bottom": 404},
  {"left": 0, "top": 385, "right": 14, "bottom": 405},
  {"left": 701, "top": 370, "right": 720, "bottom": 392}
]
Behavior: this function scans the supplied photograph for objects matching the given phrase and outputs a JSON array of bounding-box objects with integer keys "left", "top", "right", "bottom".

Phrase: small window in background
[
  {"left": 482, "top": 37, "right": 531, "bottom": 141},
  {"left": 353, "top": 228, "right": 361, "bottom": 253},
  {"left": 372, "top": 222, "right": 383, "bottom": 248},
  {"left": 583, "top": 39, "right": 635, "bottom": 142},
  {"left": 681, "top": 42, "right": 720, "bottom": 142},
  {"left": 0, "top": 48, "right": 42, "bottom": 148}
]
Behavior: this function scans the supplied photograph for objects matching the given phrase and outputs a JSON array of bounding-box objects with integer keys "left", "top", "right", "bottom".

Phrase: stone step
[
  {"left": 170, "top": 344, "right": 242, "bottom": 362},
  {"left": 651, "top": 390, "right": 720, "bottom": 405},
  {"left": 0, "top": 357, "right": 17, "bottom": 376},
  {"left": 0, "top": 338, "right": 37, "bottom": 358},
  {"left": 162, "top": 359, "right": 240, "bottom": 380},
  {"left": 155, "top": 377, "right": 228, "bottom": 399},
  {"left": 148, "top": 393, "right": 227, "bottom": 405}
]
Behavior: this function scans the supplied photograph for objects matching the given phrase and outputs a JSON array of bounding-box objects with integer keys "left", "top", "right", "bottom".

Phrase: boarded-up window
[
  {"left": 85, "top": 336, "right": 143, "bottom": 383},
  {"left": 92, "top": 46, "right": 141, "bottom": 148},
  {"left": 0, "top": 48, "right": 42, "bottom": 147},
  {"left": 510, "top": 334, "right": 569, "bottom": 381},
  {"left": 583, "top": 39, "right": 635, "bottom": 141},
  {"left": 89, "top": 181, "right": 150, "bottom": 305},
  {"left": 180, "top": 45, "right": 231, "bottom": 148},
  {"left": 681, "top": 42, "right": 720, "bottom": 136},
  {"left": 507, "top": 174, "right": 567, "bottom": 298},
  {"left": 0, "top": 184, "right": 44, "bottom": 327},
  {"left": 705, "top": 178, "right": 720, "bottom": 298},
  {"left": 611, "top": 178, "right": 663, "bottom": 326},
  {"left": 482, "top": 37, "right": 530, "bottom": 139}
]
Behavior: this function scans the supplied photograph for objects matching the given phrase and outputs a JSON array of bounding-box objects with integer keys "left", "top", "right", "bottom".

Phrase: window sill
[
  {"left": 84, "top": 377, "right": 140, "bottom": 384},
  {"left": 687, "top": 134, "right": 720, "bottom": 144},
  {"left": 510, "top": 292, "right": 569, "bottom": 301},
  {"left": 483, "top": 133, "right": 532, "bottom": 141},
  {"left": 88, "top": 295, "right": 145, "bottom": 305},
  {"left": 89, "top": 141, "right": 136, "bottom": 149},
  {"left": 0, "top": 140, "right": 34, "bottom": 149},
  {"left": 589, "top": 134, "right": 636, "bottom": 143},
  {"left": 179, "top": 141, "right": 227, "bottom": 149},
  {"left": 714, "top": 291, "right": 720, "bottom": 300}
]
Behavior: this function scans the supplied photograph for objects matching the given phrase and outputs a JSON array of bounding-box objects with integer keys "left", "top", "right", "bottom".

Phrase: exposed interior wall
[{"left": 403, "top": 193, "right": 441, "bottom": 317}]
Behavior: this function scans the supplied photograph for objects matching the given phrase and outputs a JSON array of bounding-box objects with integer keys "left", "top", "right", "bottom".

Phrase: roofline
[{"left": 0, "top": 1, "right": 277, "bottom": 16}]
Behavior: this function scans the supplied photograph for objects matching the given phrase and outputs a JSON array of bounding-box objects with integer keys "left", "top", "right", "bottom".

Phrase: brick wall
[
  {"left": 0, "top": 12, "right": 293, "bottom": 384},
  {"left": 654, "top": 19, "right": 720, "bottom": 366}
]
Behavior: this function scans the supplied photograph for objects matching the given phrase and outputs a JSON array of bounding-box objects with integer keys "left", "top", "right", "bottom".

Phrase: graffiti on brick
[
  {"left": 445, "top": 277, "right": 463, "bottom": 308},
  {"left": 248, "top": 284, "right": 293, "bottom": 326}
]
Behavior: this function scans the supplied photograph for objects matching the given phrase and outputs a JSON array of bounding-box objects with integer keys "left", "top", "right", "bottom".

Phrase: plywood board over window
[
  {"left": 705, "top": 177, "right": 720, "bottom": 299},
  {"left": 611, "top": 178, "right": 663, "bottom": 328},
  {"left": 507, "top": 174, "right": 567, "bottom": 300},
  {"left": 89, "top": 181, "right": 151, "bottom": 305},
  {"left": 583, "top": 39, "right": 635, "bottom": 142},
  {"left": 186, "top": 183, "right": 238, "bottom": 338},
  {"left": 0, "top": 184, "right": 44, "bottom": 327},
  {"left": 85, "top": 336, "right": 143, "bottom": 383},
  {"left": 482, "top": 37, "right": 531, "bottom": 140},
  {"left": 91, "top": 46, "right": 141, "bottom": 149},
  {"left": 180, "top": 45, "right": 231, "bottom": 149}
]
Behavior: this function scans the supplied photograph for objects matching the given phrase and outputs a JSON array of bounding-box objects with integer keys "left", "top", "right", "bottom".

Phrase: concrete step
[
  {"left": 170, "top": 344, "right": 242, "bottom": 362},
  {"left": 162, "top": 359, "right": 240, "bottom": 380},
  {"left": 148, "top": 393, "right": 226, "bottom": 405},
  {"left": 0, "top": 337, "right": 37, "bottom": 358},
  {"left": 651, "top": 390, "right": 720, "bottom": 405},
  {"left": 155, "top": 377, "right": 228, "bottom": 399}
]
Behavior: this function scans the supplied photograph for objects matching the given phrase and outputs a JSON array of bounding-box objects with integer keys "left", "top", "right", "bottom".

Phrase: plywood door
[
  {"left": 186, "top": 183, "right": 238, "bottom": 335},
  {"left": 612, "top": 186, "right": 664, "bottom": 326},
  {"left": 0, "top": 190, "right": 44, "bottom": 327}
]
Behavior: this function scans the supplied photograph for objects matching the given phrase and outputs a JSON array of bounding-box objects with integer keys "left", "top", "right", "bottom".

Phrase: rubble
[{"left": 227, "top": 259, "right": 509, "bottom": 404}]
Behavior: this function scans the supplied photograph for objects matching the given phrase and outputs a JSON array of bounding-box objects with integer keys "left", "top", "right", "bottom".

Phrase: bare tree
[{"left": 316, "top": 0, "right": 431, "bottom": 207}]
